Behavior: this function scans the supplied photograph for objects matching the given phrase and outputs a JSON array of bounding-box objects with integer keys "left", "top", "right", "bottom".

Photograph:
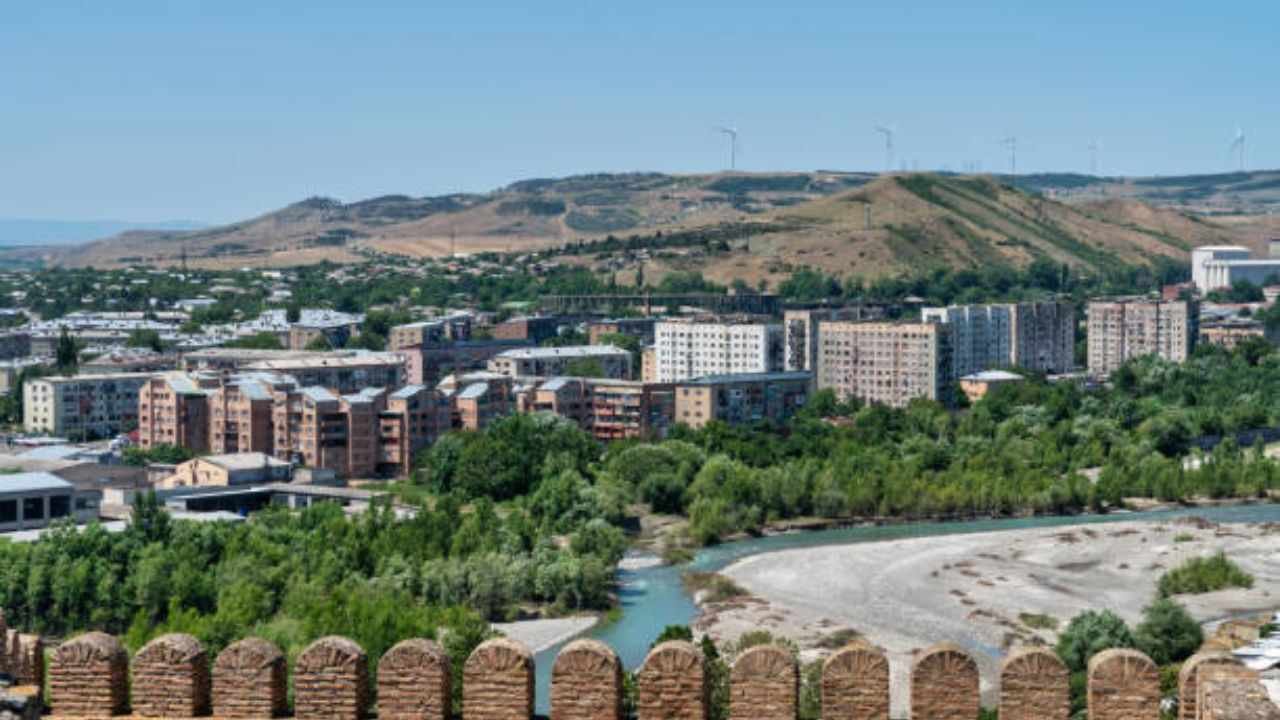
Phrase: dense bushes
[{"left": 1157, "top": 553, "right": 1255, "bottom": 597}]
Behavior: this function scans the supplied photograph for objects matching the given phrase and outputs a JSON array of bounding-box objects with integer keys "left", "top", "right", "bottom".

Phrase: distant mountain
[{"left": 0, "top": 218, "right": 206, "bottom": 247}]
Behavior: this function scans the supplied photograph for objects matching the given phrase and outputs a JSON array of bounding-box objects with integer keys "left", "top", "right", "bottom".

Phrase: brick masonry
[
  {"left": 1198, "top": 664, "right": 1280, "bottom": 720},
  {"left": 910, "top": 643, "right": 980, "bottom": 720},
  {"left": 378, "top": 638, "right": 452, "bottom": 720},
  {"left": 1179, "top": 651, "right": 1241, "bottom": 720},
  {"left": 132, "top": 633, "right": 211, "bottom": 718},
  {"left": 213, "top": 637, "right": 288, "bottom": 719},
  {"left": 637, "top": 641, "right": 707, "bottom": 720},
  {"left": 463, "top": 637, "right": 534, "bottom": 720},
  {"left": 999, "top": 647, "right": 1070, "bottom": 720},
  {"left": 1088, "top": 648, "right": 1160, "bottom": 720},
  {"left": 294, "top": 636, "right": 370, "bottom": 720},
  {"left": 550, "top": 639, "right": 623, "bottom": 720},
  {"left": 821, "top": 642, "right": 890, "bottom": 720},
  {"left": 48, "top": 632, "right": 129, "bottom": 717},
  {"left": 729, "top": 645, "right": 797, "bottom": 720}
]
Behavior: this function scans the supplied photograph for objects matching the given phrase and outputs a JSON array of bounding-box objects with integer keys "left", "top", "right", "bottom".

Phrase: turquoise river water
[{"left": 530, "top": 503, "right": 1280, "bottom": 713}]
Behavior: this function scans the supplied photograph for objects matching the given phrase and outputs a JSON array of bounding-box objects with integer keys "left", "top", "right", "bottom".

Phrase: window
[
  {"left": 0, "top": 500, "right": 15, "bottom": 524},
  {"left": 49, "top": 495, "right": 71, "bottom": 519},
  {"left": 22, "top": 497, "right": 44, "bottom": 521}
]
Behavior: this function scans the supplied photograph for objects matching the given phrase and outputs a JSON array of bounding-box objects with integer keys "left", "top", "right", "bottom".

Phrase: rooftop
[
  {"left": 201, "top": 452, "right": 290, "bottom": 471},
  {"left": 495, "top": 345, "right": 628, "bottom": 360},
  {"left": 680, "top": 371, "right": 813, "bottom": 386},
  {"left": 245, "top": 352, "right": 404, "bottom": 371},
  {"left": 390, "top": 384, "right": 428, "bottom": 399},
  {"left": 458, "top": 383, "right": 489, "bottom": 400},
  {"left": 0, "top": 471, "right": 73, "bottom": 494},
  {"left": 961, "top": 370, "right": 1025, "bottom": 382}
]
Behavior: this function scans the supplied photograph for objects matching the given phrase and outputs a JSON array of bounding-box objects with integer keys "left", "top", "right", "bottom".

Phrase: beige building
[
  {"left": 1199, "top": 320, "right": 1280, "bottom": 351},
  {"left": 388, "top": 315, "right": 472, "bottom": 351},
  {"left": 522, "top": 377, "right": 674, "bottom": 441},
  {"left": 487, "top": 346, "right": 632, "bottom": 380},
  {"left": 157, "top": 453, "right": 291, "bottom": 491},
  {"left": 815, "top": 322, "right": 953, "bottom": 407},
  {"left": 23, "top": 373, "right": 151, "bottom": 438},
  {"left": 653, "top": 319, "right": 784, "bottom": 382},
  {"left": 674, "top": 372, "right": 812, "bottom": 429},
  {"left": 783, "top": 307, "right": 885, "bottom": 372},
  {"left": 1086, "top": 299, "right": 1197, "bottom": 378}
]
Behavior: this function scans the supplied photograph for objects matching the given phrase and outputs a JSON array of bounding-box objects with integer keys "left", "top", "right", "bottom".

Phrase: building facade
[
  {"left": 815, "top": 322, "right": 953, "bottom": 407},
  {"left": 586, "top": 318, "right": 657, "bottom": 346},
  {"left": 388, "top": 315, "right": 472, "bottom": 351},
  {"left": 1086, "top": 298, "right": 1198, "bottom": 378},
  {"left": 922, "top": 302, "right": 1075, "bottom": 377},
  {"left": 653, "top": 319, "right": 784, "bottom": 383},
  {"left": 783, "top": 307, "right": 885, "bottom": 372},
  {"left": 487, "top": 346, "right": 632, "bottom": 380},
  {"left": 23, "top": 373, "right": 151, "bottom": 437},
  {"left": 674, "top": 372, "right": 812, "bottom": 429},
  {"left": 523, "top": 377, "right": 674, "bottom": 441},
  {"left": 138, "top": 372, "right": 214, "bottom": 452},
  {"left": 243, "top": 353, "right": 407, "bottom": 394},
  {"left": 0, "top": 472, "right": 100, "bottom": 533}
]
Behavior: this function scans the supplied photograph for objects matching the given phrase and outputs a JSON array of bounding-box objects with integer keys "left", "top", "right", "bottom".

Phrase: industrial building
[{"left": 1192, "top": 242, "right": 1280, "bottom": 294}]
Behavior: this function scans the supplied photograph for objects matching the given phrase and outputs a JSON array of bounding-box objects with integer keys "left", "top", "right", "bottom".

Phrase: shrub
[
  {"left": 1055, "top": 610, "right": 1137, "bottom": 673},
  {"left": 1157, "top": 553, "right": 1254, "bottom": 597},
  {"left": 1134, "top": 598, "right": 1203, "bottom": 665}
]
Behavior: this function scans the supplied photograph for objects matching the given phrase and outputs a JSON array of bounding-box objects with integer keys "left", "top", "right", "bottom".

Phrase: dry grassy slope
[
  {"left": 642, "top": 175, "right": 1233, "bottom": 288},
  {"left": 54, "top": 172, "right": 873, "bottom": 269}
]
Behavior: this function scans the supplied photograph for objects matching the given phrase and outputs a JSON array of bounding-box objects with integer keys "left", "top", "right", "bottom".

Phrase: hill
[
  {"left": 1008, "top": 170, "right": 1280, "bottom": 214},
  {"left": 28, "top": 170, "right": 1280, "bottom": 280}
]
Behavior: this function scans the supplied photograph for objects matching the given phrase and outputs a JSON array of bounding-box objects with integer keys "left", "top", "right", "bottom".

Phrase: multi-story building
[
  {"left": 180, "top": 348, "right": 353, "bottom": 374},
  {"left": 586, "top": 318, "right": 657, "bottom": 346},
  {"left": 674, "top": 371, "right": 812, "bottom": 429},
  {"left": 138, "top": 372, "right": 216, "bottom": 452},
  {"left": 403, "top": 339, "right": 533, "bottom": 385},
  {"left": 1086, "top": 298, "right": 1198, "bottom": 378},
  {"left": 653, "top": 319, "right": 784, "bottom": 383},
  {"left": 208, "top": 375, "right": 283, "bottom": 455},
  {"left": 1191, "top": 243, "right": 1280, "bottom": 294},
  {"left": 388, "top": 315, "right": 472, "bottom": 351},
  {"left": 1199, "top": 320, "right": 1280, "bottom": 351},
  {"left": 243, "top": 352, "right": 406, "bottom": 393},
  {"left": 23, "top": 373, "right": 151, "bottom": 437},
  {"left": 524, "top": 377, "right": 674, "bottom": 441},
  {"left": 379, "top": 385, "right": 454, "bottom": 475},
  {"left": 491, "top": 315, "right": 560, "bottom": 344},
  {"left": 0, "top": 332, "right": 31, "bottom": 361},
  {"left": 783, "top": 307, "right": 885, "bottom": 372},
  {"left": 921, "top": 302, "right": 1074, "bottom": 377},
  {"left": 815, "top": 322, "right": 953, "bottom": 407},
  {"left": 487, "top": 346, "right": 632, "bottom": 380}
]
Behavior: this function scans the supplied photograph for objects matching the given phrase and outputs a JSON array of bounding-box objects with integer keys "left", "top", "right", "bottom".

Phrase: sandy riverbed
[
  {"left": 702, "top": 516, "right": 1280, "bottom": 715},
  {"left": 491, "top": 616, "right": 598, "bottom": 654}
]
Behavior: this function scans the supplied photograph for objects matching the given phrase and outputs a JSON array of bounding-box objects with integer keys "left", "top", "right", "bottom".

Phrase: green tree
[
  {"left": 127, "top": 329, "right": 164, "bottom": 353},
  {"left": 304, "top": 335, "right": 334, "bottom": 351},
  {"left": 286, "top": 304, "right": 302, "bottom": 323},
  {"left": 1055, "top": 609, "right": 1136, "bottom": 674},
  {"left": 55, "top": 327, "right": 79, "bottom": 374},
  {"left": 1134, "top": 598, "right": 1203, "bottom": 666},
  {"left": 224, "top": 332, "right": 284, "bottom": 350}
]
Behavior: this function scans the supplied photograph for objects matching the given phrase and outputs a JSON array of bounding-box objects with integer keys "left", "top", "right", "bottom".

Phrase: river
[{"left": 530, "top": 502, "right": 1280, "bottom": 712}]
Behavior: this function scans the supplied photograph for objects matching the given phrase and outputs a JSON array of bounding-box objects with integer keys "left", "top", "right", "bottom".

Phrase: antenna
[
  {"left": 875, "top": 125, "right": 895, "bottom": 173},
  {"left": 1229, "top": 127, "right": 1246, "bottom": 172},
  {"left": 715, "top": 126, "right": 739, "bottom": 170},
  {"left": 1088, "top": 140, "right": 1100, "bottom": 176},
  {"left": 1001, "top": 137, "right": 1018, "bottom": 175}
]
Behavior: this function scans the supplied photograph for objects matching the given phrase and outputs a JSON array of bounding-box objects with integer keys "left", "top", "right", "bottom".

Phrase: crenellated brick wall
[{"left": 13, "top": 620, "right": 1272, "bottom": 720}]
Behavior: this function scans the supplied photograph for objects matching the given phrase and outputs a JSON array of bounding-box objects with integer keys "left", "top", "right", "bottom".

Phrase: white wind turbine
[
  {"left": 875, "top": 125, "right": 895, "bottom": 173},
  {"left": 1230, "top": 127, "right": 1246, "bottom": 172},
  {"left": 715, "top": 126, "right": 739, "bottom": 170}
]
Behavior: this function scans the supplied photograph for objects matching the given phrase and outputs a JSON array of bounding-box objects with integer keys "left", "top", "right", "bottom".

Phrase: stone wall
[
  {"left": 821, "top": 642, "right": 890, "bottom": 720},
  {"left": 637, "top": 640, "right": 706, "bottom": 720},
  {"left": 729, "top": 645, "right": 797, "bottom": 720},
  {"left": 294, "top": 636, "right": 370, "bottom": 720},
  {"left": 1088, "top": 648, "right": 1160, "bottom": 720},
  {"left": 551, "top": 639, "right": 623, "bottom": 720},
  {"left": 11, "top": 633, "right": 42, "bottom": 691},
  {"left": 48, "top": 632, "right": 129, "bottom": 717},
  {"left": 132, "top": 633, "right": 211, "bottom": 718},
  {"left": 999, "top": 647, "right": 1070, "bottom": 720},
  {"left": 14, "top": 616, "right": 1274, "bottom": 720},
  {"left": 463, "top": 637, "right": 534, "bottom": 720},
  {"left": 378, "top": 638, "right": 452, "bottom": 720},
  {"left": 1179, "top": 651, "right": 1241, "bottom": 720},
  {"left": 910, "top": 643, "right": 980, "bottom": 720},
  {"left": 213, "top": 637, "right": 288, "bottom": 719}
]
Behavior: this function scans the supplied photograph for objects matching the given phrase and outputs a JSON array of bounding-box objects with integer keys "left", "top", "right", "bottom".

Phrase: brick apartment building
[
  {"left": 243, "top": 352, "right": 407, "bottom": 393},
  {"left": 388, "top": 315, "right": 473, "bottom": 351},
  {"left": 523, "top": 377, "right": 674, "bottom": 441},
  {"left": 815, "top": 321, "right": 954, "bottom": 407},
  {"left": 487, "top": 345, "right": 632, "bottom": 380},
  {"left": 586, "top": 317, "right": 657, "bottom": 346},
  {"left": 491, "top": 315, "right": 560, "bottom": 344},
  {"left": 1086, "top": 298, "right": 1198, "bottom": 378},
  {"left": 402, "top": 339, "right": 533, "bottom": 385},
  {"left": 674, "top": 371, "right": 812, "bottom": 428}
]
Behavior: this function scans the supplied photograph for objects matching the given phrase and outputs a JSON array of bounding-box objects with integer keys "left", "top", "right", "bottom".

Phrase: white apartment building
[
  {"left": 23, "top": 372, "right": 151, "bottom": 438},
  {"left": 922, "top": 302, "right": 1075, "bottom": 377},
  {"left": 653, "top": 320, "right": 784, "bottom": 383}
]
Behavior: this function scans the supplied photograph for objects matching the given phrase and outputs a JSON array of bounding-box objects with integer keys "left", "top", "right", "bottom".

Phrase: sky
[{"left": 1, "top": 1, "right": 1276, "bottom": 223}]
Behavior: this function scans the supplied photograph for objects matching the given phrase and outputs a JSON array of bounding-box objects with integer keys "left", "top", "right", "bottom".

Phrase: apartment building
[
  {"left": 243, "top": 352, "right": 406, "bottom": 394},
  {"left": 674, "top": 371, "right": 812, "bottom": 429},
  {"left": 524, "top": 377, "right": 674, "bottom": 441},
  {"left": 23, "top": 373, "right": 151, "bottom": 437},
  {"left": 403, "top": 339, "right": 533, "bottom": 385},
  {"left": 208, "top": 374, "right": 284, "bottom": 455},
  {"left": 491, "top": 315, "right": 560, "bottom": 344},
  {"left": 815, "top": 322, "right": 953, "bottom": 407},
  {"left": 586, "top": 317, "right": 657, "bottom": 346},
  {"left": 180, "top": 348, "right": 355, "bottom": 374},
  {"left": 1086, "top": 299, "right": 1198, "bottom": 378},
  {"left": 783, "top": 307, "right": 885, "bottom": 372},
  {"left": 487, "top": 346, "right": 632, "bottom": 380},
  {"left": 1200, "top": 320, "right": 1280, "bottom": 350},
  {"left": 138, "top": 372, "right": 216, "bottom": 452},
  {"left": 653, "top": 319, "right": 784, "bottom": 383},
  {"left": 922, "top": 302, "right": 1075, "bottom": 378},
  {"left": 0, "top": 332, "right": 31, "bottom": 361},
  {"left": 447, "top": 376, "right": 517, "bottom": 431},
  {"left": 388, "top": 315, "right": 472, "bottom": 351},
  {"left": 380, "top": 385, "right": 454, "bottom": 475}
]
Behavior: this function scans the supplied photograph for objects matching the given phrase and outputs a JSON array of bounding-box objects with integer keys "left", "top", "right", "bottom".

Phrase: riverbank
[
  {"left": 702, "top": 515, "right": 1280, "bottom": 715},
  {"left": 492, "top": 616, "right": 599, "bottom": 654}
]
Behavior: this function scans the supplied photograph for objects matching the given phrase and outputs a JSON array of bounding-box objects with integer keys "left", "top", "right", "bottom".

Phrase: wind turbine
[
  {"left": 1230, "top": 127, "right": 1246, "bottom": 172},
  {"left": 875, "top": 125, "right": 895, "bottom": 173},
  {"left": 1001, "top": 137, "right": 1018, "bottom": 175},
  {"left": 715, "top": 126, "right": 739, "bottom": 170},
  {"left": 1088, "top": 140, "right": 1100, "bottom": 176}
]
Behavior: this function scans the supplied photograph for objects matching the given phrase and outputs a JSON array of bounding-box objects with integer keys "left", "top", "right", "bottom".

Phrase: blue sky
[{"left": 2, "top": 1, "right": 1275, "bottom": 223}]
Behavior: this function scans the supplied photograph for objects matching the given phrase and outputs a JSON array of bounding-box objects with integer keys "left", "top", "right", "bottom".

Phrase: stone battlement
[{"left": 5, "top": 619, "right": 1277, "bottom": 720}]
